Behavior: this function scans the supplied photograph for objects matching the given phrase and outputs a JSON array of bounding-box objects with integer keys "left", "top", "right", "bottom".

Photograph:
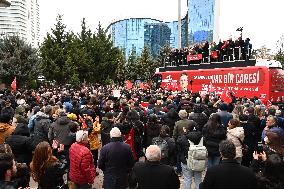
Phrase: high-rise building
[
  {"left": 108, "top": 0, "right": 220, "bottom": 57},
  {"left": 0, "top": 0, "right": 40, "bottom": 46},
  {"left": 188, "top": 0, "right": 220, "bottom": 44},
  {"left": 108, "top": 18, "right": 171, "bottom": 58}
]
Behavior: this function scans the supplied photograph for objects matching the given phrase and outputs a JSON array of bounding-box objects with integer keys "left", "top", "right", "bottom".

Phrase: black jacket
[
  {"left": 200, "top": 159, "right": 257, "bottom": 189},
  {"left": 144, "top": 123, "right": 161, "bottom": 148},
  {"left": 188, "top": 112, "right": 208, "bottom": 131},
  {"left": 38, "top": 161, "right": 65, "bottom": 189},
  {"left": 5, "top": 135, "right": 33, "bottom": 164},
  {"left": 202, "top": 124, "right": 227, "bottom": 156},
  {"left": 161, "top": 109, "right": 179, "bottom": 135},
  {"left": 0, "top": 181, "right": 16, "bottom": 189},
  {"left": 32, "top": 112, "right": 52, "bottom": 146},
  {"left": 153, "top": 136, "right": 176, "bottom": 166},
  {"left": 129, "top": 161, "right": 180, "bottom": 189},
  {"left": 5, "top": 123, "right": 33, "bottom": 164},
  {"left": 101, "top": 119, "right": 114, "bottom": 146},
  {"left": 98, "top": 138, "right": 135, "bottom": 189},
  {"left": 48, "top": 116, "right": 73, "bottom": 146}
]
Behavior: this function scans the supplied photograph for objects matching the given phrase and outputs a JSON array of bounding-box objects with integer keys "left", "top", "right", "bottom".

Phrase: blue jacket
[
  {"left": 216, "top": 111, "right": 233, "bottom": 127},
  {"left": 261, "top": 125, "right": 284, "bottom": 144}
]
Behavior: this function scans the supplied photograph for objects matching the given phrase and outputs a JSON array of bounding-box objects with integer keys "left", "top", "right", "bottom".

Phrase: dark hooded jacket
[
  {"left": 5, "top": 123, "right": 33, "bottom": 164},
  {"left": 161, "top": 108, "right": 179, "bottom": 135},
  {"left": 188, "top": 104, "right": 208, "bottom": 131},
  {"left": 48, "top": 115, "right": 73, "bottom": 146},
  {"left": 31, "top": 112, "right": 52, "bottom": 149}
]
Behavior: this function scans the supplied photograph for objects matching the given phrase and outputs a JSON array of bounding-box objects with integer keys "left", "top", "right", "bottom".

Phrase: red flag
[
  {"left": 139, "top": 82, "right": 145, "bottom": 89},
  {"left": 11, "top": 77, "right": 16, "bottom": 91},
  {"left": 211, "top": 51, "right": 218, "bottom": 59},
  {"left": 144, "top": 82, "right": 150, "bottom": 89},
  {"left": 221, "top": 86, "right": 232, "bottom": 104},
  {"left": 79, "top": 115, "right": 88, "bottom": 130},
  {"left": 125, "top": 80, "right": 133, "bottom": 90}
]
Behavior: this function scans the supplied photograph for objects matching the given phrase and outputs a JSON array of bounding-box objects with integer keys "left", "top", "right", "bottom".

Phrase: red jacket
[{"left": 69, "top": 142, "right": 95, "bottom": 185}]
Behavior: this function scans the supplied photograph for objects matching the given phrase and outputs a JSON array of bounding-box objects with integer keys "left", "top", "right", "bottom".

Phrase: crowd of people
[
  {"left": 164, "top": 37, "right": 253, "bottom": 66},
  {"left": 0, "top": 85, "right": 284, "bottom": 189}
]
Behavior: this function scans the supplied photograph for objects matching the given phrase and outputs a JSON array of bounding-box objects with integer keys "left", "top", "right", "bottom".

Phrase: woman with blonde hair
[{"left": 30, "top": 141, "right": 65, "bottom": 189}]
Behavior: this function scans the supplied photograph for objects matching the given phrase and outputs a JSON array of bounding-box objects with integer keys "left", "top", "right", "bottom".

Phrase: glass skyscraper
[
  {"left": 0, "top": 0, "right": 40, "bottom": 47},
  {"left": 188, "top": 0, "right": 219, "bottom": 44},
  {"left": 108, "top": 18, "right": 171, "bottom": 58},
  {"left": 108, "top": 0, "right": 219, "bottom": 58}
]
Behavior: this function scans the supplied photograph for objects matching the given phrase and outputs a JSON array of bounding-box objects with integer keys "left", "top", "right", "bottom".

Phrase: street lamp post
[
  {"left": 178, "top": 0, "right": 181, "bottom": 49},
  {"left": 0, "top": 0, "right": 10, "bottom": 7}
]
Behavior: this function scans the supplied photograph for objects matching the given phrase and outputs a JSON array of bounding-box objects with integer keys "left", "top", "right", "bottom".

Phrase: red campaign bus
[{"left": 153, "top": 59, "right": 284, "bottom": 102}]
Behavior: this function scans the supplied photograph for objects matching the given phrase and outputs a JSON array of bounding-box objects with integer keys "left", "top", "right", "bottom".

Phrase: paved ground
[{"left": 30, "top": 167, "right": 191, "bottom": 189}]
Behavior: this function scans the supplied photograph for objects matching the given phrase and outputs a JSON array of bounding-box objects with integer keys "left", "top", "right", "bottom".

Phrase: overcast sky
[{"left": 38, "top": 0, "right": 284, "bottom": 52}]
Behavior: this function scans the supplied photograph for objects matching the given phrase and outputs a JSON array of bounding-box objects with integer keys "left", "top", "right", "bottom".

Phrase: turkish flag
[
  {"left": 11, "top": 77, "right": 16, "bottom": 91},
  {"left": 221, "top": 86, "right": 232, "bottom": 104}
]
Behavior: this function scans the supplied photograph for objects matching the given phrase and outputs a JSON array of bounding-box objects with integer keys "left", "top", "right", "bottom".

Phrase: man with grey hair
[
  {"left": 69, "top": 130, "right": 95, "bottom": 188},
  {"left": 145, "top": 145, "right": 161, "bottom": 161},
  {"left": 200, "top": 140, "right": 256, "bottom": 189},
  {"left": 129, "top": 145, "right": 180, "bottom": 189},
  {"left": 98, "top": 127, "right": 134, "bottom": 189}
]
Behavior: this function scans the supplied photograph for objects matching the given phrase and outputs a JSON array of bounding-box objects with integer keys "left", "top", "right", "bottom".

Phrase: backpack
[
  {"left": 187, "top": 137, "right": 208, "bottom": 171},
  {"left": 152, "top": 137, "right": 169, "bottom": 159}
]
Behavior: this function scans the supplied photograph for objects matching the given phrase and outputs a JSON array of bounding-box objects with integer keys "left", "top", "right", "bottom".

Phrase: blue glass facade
[
  {"left": 108, "top": 0, "right": 218, "bottom": 57},
  {"left": 109, "top": 18, "right": 171, "bottom": 58},
  {"left": 188, "top": 0, "right": 216, "bottom": 44}
]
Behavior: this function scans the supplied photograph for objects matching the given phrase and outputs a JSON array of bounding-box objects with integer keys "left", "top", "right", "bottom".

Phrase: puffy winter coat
[
  {"left": 69, "top": 142, "right": 95, "bottom": 185},
  {"left": 227, "top": 127, "right": 245, "bottom": 158}
]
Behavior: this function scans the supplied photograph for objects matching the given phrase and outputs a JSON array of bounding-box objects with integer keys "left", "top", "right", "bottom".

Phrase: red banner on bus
[
  {"left": 156, "top": 66, "right": 284, "bottom": 101},
  {"left": 187, "top": 54, "right": 202, "bottom": 61}
]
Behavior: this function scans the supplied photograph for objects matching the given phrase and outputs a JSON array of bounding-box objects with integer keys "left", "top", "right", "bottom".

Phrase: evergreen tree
[
  {"left": 136, "top": 46, "right": 158, "bottom": 81},
  {"left": 91, "top": 22, "right": 122, "bottom": 84},
  {"left": 0, "top": 36, "right": 41, "bottom": 87},
  {"left": 40, "top": 16, "right": 124, "bottom": 85},
  {"left": 40, "top": 15, "right": 69, "bottom": 84},
  {"left": 275, "top": 35, "right": 284, "bottom": 67}
]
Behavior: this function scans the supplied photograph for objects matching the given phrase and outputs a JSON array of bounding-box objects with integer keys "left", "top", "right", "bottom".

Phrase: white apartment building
[{"left": 0, "top": 0, "right": 40, "bottom": 47}]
